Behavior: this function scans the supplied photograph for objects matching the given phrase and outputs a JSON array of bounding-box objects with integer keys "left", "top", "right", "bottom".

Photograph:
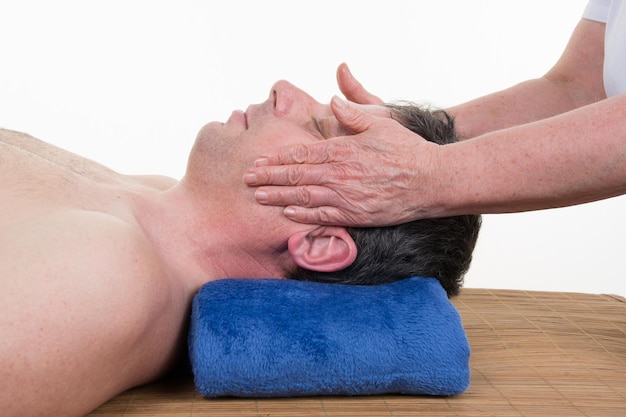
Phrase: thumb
[
  {"left": 331, "top": 96, "right": 378, "bottom": 134},
  {"left": 336, "top": 63, "right": 383, "bottom": 105}
]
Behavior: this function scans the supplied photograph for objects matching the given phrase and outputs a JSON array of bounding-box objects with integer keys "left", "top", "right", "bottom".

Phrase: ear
[{"left": 287, "top": 226, "right": 357, "bottom": 272}]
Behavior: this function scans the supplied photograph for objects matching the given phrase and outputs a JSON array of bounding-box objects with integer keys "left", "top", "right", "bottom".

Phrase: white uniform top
[{"left": 583, "top": 0, "right": 626, "bottom": 96}]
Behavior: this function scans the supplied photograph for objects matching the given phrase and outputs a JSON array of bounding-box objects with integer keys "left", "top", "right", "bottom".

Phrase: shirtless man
[
  {"left": 1, "top": 79, "right": 480, "bottom": 416},
  {"left": 1, "top": 80, "right": 368, "bottom": 416}
]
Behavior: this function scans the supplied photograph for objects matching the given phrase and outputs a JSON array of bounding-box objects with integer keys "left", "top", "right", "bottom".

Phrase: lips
[{"left": 227, "top": 110, "right": 248, "bottom": 129}]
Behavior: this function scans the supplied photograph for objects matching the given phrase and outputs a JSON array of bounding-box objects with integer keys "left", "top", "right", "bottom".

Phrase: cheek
[{"left": 249, "top": 126, "right": 318, "bottom": 154}]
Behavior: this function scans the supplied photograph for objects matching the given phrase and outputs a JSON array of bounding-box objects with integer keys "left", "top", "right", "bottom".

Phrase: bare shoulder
[
  {"left": 1, "top": 127, "right": 70, "bottom": 159},
  {"left": 0, "top": 126, "right": 34, "bottom": 140},
  {"left": 0, "top": 209, "right": 185, "bottom": 416},
  {"left": 1, "top": 128, "right": 178, "bottom": 190},
  {"left": 0, "top": 127, "right": 123, "bottom": 182}
]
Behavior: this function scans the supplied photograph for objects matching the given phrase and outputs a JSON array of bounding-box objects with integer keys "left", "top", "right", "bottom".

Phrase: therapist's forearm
[
  {"left": 447, "top": 76, "right": 602, "bottom": 140},
  {"left": 448, "top": 18, "right": 606, "bottom": 140},
  {"left": 432, "top": 93, "right": 626, "bottom": 216}
]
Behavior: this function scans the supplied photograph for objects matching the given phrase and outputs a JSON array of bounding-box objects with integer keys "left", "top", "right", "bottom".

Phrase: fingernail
[
  {"left": 255, "top": 190, "right": 268, "bottom": 203},
  {"left": 243, "top": 173, "right": 257, "bottom": 185},
  {"left": 284, "top": 207, "right": 296, "bottom": 217},
  {"left": 254, "top": 157, "right": 269, "bottom": 167},
  {"left": 332, "top": 95, "right": 347, "bottom": 109}
]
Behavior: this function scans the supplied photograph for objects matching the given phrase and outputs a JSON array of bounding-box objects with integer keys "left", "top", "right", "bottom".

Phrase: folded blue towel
[{"left": 189, "top": 277, "right": 470, "bottom": 398}]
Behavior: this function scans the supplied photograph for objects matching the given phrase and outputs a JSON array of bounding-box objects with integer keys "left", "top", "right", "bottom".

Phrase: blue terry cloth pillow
[{"left": 189, "top": 276, "right": 470, "bottom": 398}]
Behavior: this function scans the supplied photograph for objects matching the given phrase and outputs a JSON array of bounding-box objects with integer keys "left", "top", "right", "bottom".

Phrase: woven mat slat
[{"left": 88, "top": 288, "right": 626, "bottom": 417}]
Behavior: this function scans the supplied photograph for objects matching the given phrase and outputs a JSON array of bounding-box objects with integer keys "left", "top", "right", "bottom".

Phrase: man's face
[
  {"left": 188, "top": 80, "right": 344, "bottom": 189},
  {"left": 186, "top": 80, "right": 386, "bottom": 204},
  {"left": 183, "top": 80, "right": 383, "bottom": 275}
]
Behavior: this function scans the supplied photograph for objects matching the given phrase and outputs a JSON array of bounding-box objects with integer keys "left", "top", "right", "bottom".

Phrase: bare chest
[{"left": 0, "top": 131, "right": 188, "bottom": 389}]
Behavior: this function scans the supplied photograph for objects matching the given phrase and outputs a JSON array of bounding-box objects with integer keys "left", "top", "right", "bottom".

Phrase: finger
[
  {"left": 244, "top": 157, "right": 341, "bottom": 187},
  {"left": 253, "top": 184, "right": 337, "bottom": 208},
  {"left": 248, "top": 136, "right": 356, "bottom": 174},
  {"left": 336, "top": 63, "right": 383, "bottom": 105},
  {"left": 283, "top": 205, "right": 352, "bottom": 226},
  {"left": 250, "top": 140, "right": 331, "bottom": 167},
  {"left": 331, "top": 96, "right": 381, "bottom": 134}
]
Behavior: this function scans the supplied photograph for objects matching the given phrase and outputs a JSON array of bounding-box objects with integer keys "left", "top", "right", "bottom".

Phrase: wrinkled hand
[
  {"left": 244, "top": 94, "right": 441, "bottom": 227},
  {"left": 335, "top": 62, "right": 383, "bottom": 106}
]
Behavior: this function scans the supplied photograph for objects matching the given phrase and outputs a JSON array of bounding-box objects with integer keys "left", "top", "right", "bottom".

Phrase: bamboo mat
[{"left": 89, "top": 289, "right": 626, "bottom": 417}]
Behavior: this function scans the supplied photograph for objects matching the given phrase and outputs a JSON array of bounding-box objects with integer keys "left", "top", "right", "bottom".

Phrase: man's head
[
  {"left": 183, "top": 81, "right": 480, "bottom": 295},
  {"left": 182, "top": 80, "right": 361, "bottom": 279},
  {"left": 288, "top": 104, "right": 481, "bottom": 297}
]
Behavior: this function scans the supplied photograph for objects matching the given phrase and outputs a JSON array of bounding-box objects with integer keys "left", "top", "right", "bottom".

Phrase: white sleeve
[{"left": 583, "top": 0, "right": 611, "bottom": 22}]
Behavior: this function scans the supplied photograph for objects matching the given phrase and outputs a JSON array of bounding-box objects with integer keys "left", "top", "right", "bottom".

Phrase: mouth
[{"left": 227, "top": 110, "right": 248, "bottom": 129}]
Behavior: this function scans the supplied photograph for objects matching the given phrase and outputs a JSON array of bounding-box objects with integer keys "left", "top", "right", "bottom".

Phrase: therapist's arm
[
  {"left": 448, "top": 18, "right": 606, "bottom": 138},
  {"left": 251, "top": 92, "right": 626, "bottom": 223},
  {"left": 433, "top": 93, "right": 626, "bottom": 217},
  {"left": 245, "top": 19, "right": 620, "bottom": 225}
]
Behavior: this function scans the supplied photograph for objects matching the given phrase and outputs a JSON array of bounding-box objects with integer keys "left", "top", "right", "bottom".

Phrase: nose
[{"left": 269, "top": 80, "right": 314, "bottom": 117}]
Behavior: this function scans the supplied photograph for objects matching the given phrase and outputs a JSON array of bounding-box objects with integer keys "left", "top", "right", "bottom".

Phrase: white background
[{"left": 2, "top": 0, "right": 624, "bottom": 296}]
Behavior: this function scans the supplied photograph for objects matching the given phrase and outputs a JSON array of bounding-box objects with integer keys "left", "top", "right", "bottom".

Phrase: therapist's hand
[
  {"left": 335, "top": 62, "right": 383, "bottom": 106},
  {"left": 244, "top": 95, "right": 441, "bottom": 227}
]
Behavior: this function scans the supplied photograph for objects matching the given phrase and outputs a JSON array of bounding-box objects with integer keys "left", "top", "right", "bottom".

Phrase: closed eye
[
  {"left": 307, "top": 116, "right": 355, "bottom": 140},
  {"left": 304, "top": 118, "right": 326, "bottom": 140},
  {"left": 317, "top": 116, "right": 354, "bottom": 138},
  {"left": 312, "top": 118, "right": 325, "bottom": 138}
]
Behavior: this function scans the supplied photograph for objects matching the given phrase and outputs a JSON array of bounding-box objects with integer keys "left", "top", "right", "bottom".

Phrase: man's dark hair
[{"left": 288, "top": 103, "right": 481, "bottom": 297}]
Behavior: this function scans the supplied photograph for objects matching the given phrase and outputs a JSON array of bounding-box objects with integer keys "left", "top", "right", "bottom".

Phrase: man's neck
[{"left": 131, "top": 182, "right": 289, "bottom": 296}]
